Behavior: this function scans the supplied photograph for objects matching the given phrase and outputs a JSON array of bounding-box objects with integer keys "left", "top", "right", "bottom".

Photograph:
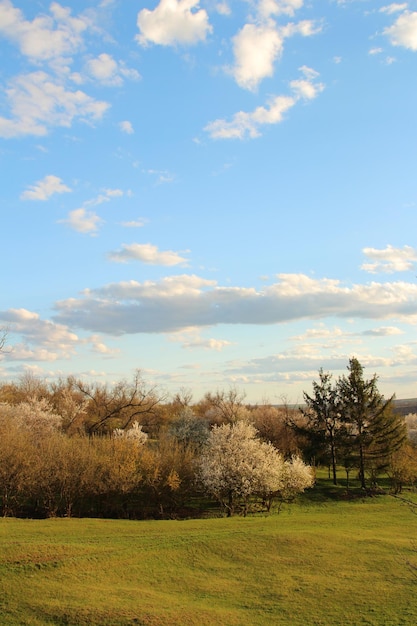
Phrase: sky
[{"left": 1, "top": 0, "right": 417, "bottom": 405}]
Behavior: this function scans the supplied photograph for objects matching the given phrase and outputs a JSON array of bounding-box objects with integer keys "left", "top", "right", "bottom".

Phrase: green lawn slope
[{"left": 1, "top": 494, "right": 416, "bottom": 625}]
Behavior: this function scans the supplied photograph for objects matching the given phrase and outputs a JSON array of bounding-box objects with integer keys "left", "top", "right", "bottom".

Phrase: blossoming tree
[{"left": 198, "top": 420, "right": 314, "bottom": 516}]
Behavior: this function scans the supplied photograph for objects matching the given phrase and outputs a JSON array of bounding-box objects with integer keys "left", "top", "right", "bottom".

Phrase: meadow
[{"left": 1, "top": 484, "right": 417, "bottom": 626}]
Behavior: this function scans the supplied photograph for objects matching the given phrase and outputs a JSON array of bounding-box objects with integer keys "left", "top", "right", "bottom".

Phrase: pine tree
[
  {"left": 302, "top": 369, "right": 343, "bottom": 485},
  {"left": 337, "top": 357, "right": 406, "bottom": 489}
]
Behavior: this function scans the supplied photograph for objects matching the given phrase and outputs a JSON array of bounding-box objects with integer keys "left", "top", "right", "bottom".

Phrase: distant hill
[
  {"left": 275, "top": 398, "right": 417, "bottom": 416},
  {"left": 392, "top": 398, "right": 417, "bottom": 416}
]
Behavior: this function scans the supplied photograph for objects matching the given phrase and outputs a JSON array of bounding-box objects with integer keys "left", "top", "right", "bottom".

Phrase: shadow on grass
[{"left": 297, "top": 473, "right": 392, "bottom": 506}]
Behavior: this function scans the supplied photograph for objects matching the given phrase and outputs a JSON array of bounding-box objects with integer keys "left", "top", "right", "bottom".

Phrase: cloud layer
[{"left": 52, "top": 273, "right": 417, "bottom": 335}]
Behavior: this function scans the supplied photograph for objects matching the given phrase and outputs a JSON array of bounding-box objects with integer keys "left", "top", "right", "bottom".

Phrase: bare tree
[
  {"left": 72, "top": 370, "right": 164, "bottom": 435},
  {"left": 200, "top": 387, "right": 249, "bottom": 425}
]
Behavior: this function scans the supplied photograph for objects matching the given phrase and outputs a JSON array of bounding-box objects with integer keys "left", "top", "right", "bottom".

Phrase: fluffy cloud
[
  {"left": 0, "top": 0, "right": 89, "bottom": 63},
  {"left": 205, "top": 66, "right": 324, "bottom": 139},
  {"left": 0, "top": 307, "right": 79, "bottom": 360},
  {"left": 57, "top": 188, "right": 126, "bottom": 234},
  {"left": 361, "top": 245, "right": 417, "bottom": 273},
  {"left": 168, "top": 327, "right": 233, "bottom": 350},
  {"left": 223, "top": 348, "right": 414, "bottom": 384},
  {"left": 228, "top": 0, "right": 320, "bottom": 92},
  {"left": 231, "top": 23, "right": 284, "bottom": 91},
  {"left": 108, "top": 243, "right": 190, "bottom": 266},
  {"left": 119, "top": 120, "right": 134, "bottom": 134},
  {"left": 88, "top": 335, "right": 120, "bottom": 356},
  {"left": 205, "top": 94, "right": 296, "bottom": 139},
  {"left": 0, "top": 4, "right": 113, "bottom": 138},
  {"left": 0, "top": 71, "right": 109, "bottom": 138},
  {"left": 59, "top": 208, "right": 103, "bottom": 235},
  {"left": 86, "top": 53, "right": 140, "bottom": 86},
  {"left": 384, "top": 10, "right": 417, "bottom": 50},
  {"left": 53, "top": 273, "right": 417, "bottom": 335},
  {"left": 257, "top": 0, "right": 304, "bottom": 19},
  {"left": 20, "top": 175, "right": 71, "bottom": 201},
  {"left": 136, "top": 0, "right": 212, "bottom": 47},
  {"left": 0, "top": 308, "right": 120, "bottom": 363},
  {"left": 182, "top": 337, "right": 233, "bottom": 350}
]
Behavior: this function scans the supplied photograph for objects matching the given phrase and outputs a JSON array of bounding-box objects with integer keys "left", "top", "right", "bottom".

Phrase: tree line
[
  {"left": 298, "top": 357, "right": 412, "bottom": 491},
  {"left": 0, "top": 358, "right": 416, "bottom": 519}
]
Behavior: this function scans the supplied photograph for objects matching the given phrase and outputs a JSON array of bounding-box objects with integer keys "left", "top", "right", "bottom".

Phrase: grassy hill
[{"left": 1, "top": 486, "right": 417, "bottom": 625}]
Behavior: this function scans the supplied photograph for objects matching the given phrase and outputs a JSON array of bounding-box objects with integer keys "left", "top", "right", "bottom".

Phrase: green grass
[{"left": 1, "top": 492, "right": 417, "bottom": 625}]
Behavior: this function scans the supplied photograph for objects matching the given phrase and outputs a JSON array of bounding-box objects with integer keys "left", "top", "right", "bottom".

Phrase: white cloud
[
  {"left": 86, "top": 53, "right": 140, "bottom": 86},
  {"left": 0, "top": 307, "right": 79, "bottom": 360},
  {"left": 380, "top": 3, "right": 408, "bottom": 15},
  {"left": 86, "top": 53, "right": 120, "bottom": 83},
  {"left": 121, "top": 218, "right": 147, "bottom": 228},
  {"left": 223, "top": 348, "right": 411, "bottom": 383},
  {"left": 384, "top": 10, "right": 417, "bottom": 50},
  {"left": 103, "top": 188, "right": 124, "bottom": 198},
  {"left": 361, "top": 245, "right": 417, "bottom": 273},
  {"left": 59, "top": 208, "right": 103, "bottom": 235},
  {"left": 169, "top": 327, "right": 233, "bottom": 350},
  {"left": 183, "top": 337, "right": 233, "bottom": 350},
  {"left": 108, "top": 243, "right": 190, "bottom": 266},
  {"left": 53, "top": 272, "right": 417, "bottom": 335},
  {"left": 20, "top": 174, "right": 71, "bottom": 200},
  {"left": 0, "top": 0, "right": 89, "bottom": 63},
  {"left": 215, "top": 2, "right": 231, "bottom": 16},
  {"left": 82, "top": 188, "right": 124, "bottom": 208},
  {"left": 258, "top": 0, "right": 304, "bottom": 19},
  {"left": 229, "top": 14, "right": 321, "bottom": 91},
  {"left": 281, "top": 19, "right": 322, "bottom": 38},
  {"left": 205, "top": 66, "right": 324, "bottom": 139},
  {"left": 0, "top": 71, "right": 109, "bottom": 138},
  {"left": 145, "top": 169, "right": 175, "bottom": 184},
  {"left": 290, "top": 66, "right": 322, "bottom": 98},
  {"left": 119, "top": 120, "right": 134, "bottom": 134},
  {"left": 205, "top": 94, "right": 295, "bottom": 139},
  {"left": 88, "top": 335, "right": 120, "bottom": 356},
  {"left": 230, "top": 23, "right": 284, "bottom": 91},
  {"left": 362, "top": 326, "right": 403, "bottom": 336},
  {"left": 292, "top": 325, "right": 346, "bottom": 341},
  {"left": 136, "top": 0, "right": 212, "bottom": 47}
]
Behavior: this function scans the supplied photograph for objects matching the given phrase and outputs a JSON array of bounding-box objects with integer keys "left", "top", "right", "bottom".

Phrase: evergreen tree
[
  {"left": 302, "top": 369, "right": 342, "bottom": 485},
  {"left": 337, "top": 357, "right": 406, "bottom": 489}
]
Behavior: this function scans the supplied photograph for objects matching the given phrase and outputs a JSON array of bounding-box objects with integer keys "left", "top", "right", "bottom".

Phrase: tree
[
  {"left": 337, "top": 358, "right": 407, "bottom": 489},
  {"left": 167, "top": 406, "right": 209, "bottom": 447},
  {"left": 197, "top": 421, "right": 313, "bottom": 516},
  {"left": 405, "top": 413, "right": 417, "bottom": 446},
  {"left": 0, "top": 327, "right": 7, "bottom": 353},
  {"left": 72, "top": 370, "right": 163, "bottom": 435},
  {"left": 302, "top": 369, "right": 343, "bottom": 485},
  {"left": 386, "top": 444, "right": 417, "bottom": 493},
  {"left": 199, "top": 387, "right": 250, "bottom": 425},
  {"left": 252, "top": 402, "right": 300, "bottom": 456}
]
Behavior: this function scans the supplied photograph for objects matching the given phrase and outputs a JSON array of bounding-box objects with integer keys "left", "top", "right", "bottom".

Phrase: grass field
[{"left": 1, "top": 488, "right": 417, "bottom": 625}]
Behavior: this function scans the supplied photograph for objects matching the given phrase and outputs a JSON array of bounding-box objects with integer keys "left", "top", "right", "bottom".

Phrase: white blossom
[
  {"left": 113, "top": 421, "right": 148, "bottom": 445},
  {"left": 198, "top": 420, "right": 313, "bottom": 514},
  {"left": 0, "top": 397, "right": 62, "bottom": 435}
]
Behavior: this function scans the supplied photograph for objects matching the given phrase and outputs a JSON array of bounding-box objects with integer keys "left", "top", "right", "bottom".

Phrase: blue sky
[{"left": 1, "top": 0, "right": 417, "bottom": 404}]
